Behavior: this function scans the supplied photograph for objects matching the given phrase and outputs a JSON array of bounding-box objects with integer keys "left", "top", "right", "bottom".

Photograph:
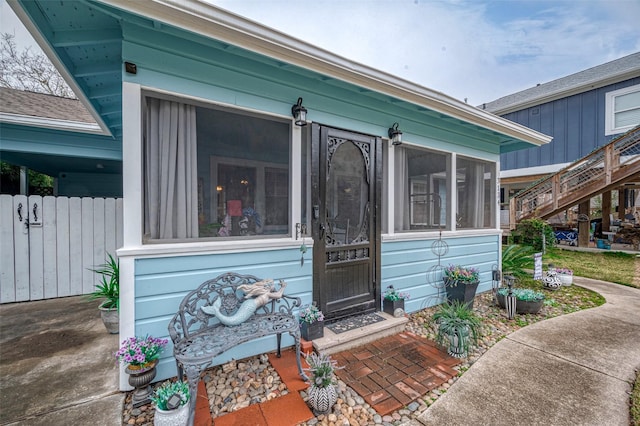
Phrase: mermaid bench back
[{"left": 168, "top": 272, "right": 301, "bottom": 343}]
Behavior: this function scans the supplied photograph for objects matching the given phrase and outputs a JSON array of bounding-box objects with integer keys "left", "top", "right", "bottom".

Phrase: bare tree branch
[{"left": 0, "top": 33, "right": 75, "bottom": 98}]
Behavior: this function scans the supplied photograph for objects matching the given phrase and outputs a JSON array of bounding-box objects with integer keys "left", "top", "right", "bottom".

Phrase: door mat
[{"left": 325, "top": 313, "right": 385, "bottom": 334}]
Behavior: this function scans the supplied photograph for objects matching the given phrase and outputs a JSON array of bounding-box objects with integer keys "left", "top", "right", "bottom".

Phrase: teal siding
[
  {"left": 121, "top": 18, "right": 505, "bottom": 383},
  {"left": 382, "top": 235, "right": 499, "bottom": 313},
  {"left": 134, "top": 248, "right": 313, "bottom": 381},
  {"left": 121, "top": 25, "right": 504, "bottom": 157},
  {"left": 136, "top": 234, "right": 500, "bottom": 381},
  {"left": 57, "top": 173, "right": 122, "bottom": 197},
  {"left": 0, "top": 124, "right": 118, "bottom": 159}
]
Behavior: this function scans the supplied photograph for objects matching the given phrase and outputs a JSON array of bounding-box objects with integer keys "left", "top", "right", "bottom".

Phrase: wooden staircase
[{"left": 510, "top": 126, "right": 640, "bottom": 226}]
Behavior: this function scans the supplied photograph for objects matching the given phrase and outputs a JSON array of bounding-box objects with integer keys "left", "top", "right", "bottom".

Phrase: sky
[{"left": 2, "top": 0, "right": 639, "bottom": 105}]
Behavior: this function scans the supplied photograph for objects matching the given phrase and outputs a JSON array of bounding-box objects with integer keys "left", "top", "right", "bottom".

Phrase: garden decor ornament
[{"left": 201, "top": 279, "right": 287, "bottom": 326}]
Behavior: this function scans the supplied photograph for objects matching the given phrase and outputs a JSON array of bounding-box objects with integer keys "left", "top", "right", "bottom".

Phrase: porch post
[
  {"left": 618, "top": 189, "right": 626, "bottom": 221},
  {"left": 117, "top": 81, "right": 143, "bottom": 390},
  {"left": 577, "top": 200, "right": 590, "bottom": 247},
  {"left": 602, "top": 191, "right": 611, "bottom": 232}
]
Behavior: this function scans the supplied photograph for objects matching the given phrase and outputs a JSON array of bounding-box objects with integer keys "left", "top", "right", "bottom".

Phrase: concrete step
[{"left": 312, "top": 312, "right": 408, "bottom": 355}]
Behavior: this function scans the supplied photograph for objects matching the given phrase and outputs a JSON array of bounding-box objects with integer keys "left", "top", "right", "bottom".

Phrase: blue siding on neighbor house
[
  {"left": 500, "top": 77, "right": 640, "bottom": 170},
  {"left": 134, "top": 248, "right": 313, "bottom": 380}
]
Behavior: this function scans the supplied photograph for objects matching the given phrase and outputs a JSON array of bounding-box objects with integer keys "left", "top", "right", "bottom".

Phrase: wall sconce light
[
  {"left": 388, "top": 122, "right": 402, "bottom": 145},
  {"left": 291, "top": 97, "right": 308, "bottom": 126}
]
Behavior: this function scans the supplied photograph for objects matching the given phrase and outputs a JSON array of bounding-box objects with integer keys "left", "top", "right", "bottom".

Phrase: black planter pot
[
  {"left": 383, "top": 298, "right": 405, "bottom": 315},
  {"left": 497, "top": 293, "right": 544, "bottom": 314},
  {"left": 444, "top": 279, "right": 479, "bottom": 309},
  {"left": 125, "top": 361, "right": 157, "bottom": 407},
  {"left": 301, "top": 320, "right": 324, "bottom": 341}
]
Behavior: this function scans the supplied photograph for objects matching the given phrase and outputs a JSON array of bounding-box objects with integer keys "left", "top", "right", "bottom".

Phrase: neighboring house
[
  {"left": 8, "top": 0, "right": 549, "bottom": 389},
  {"left": 482, "top": 52, "right": 640, "bottom": 227},
  {"left": 0, "top": 87, "right": 122, "bottom": 197}
]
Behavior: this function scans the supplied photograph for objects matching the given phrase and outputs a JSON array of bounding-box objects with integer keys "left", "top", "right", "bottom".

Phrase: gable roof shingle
[{"left": 482, "top": 52, "right": 640, "bottom": 114}]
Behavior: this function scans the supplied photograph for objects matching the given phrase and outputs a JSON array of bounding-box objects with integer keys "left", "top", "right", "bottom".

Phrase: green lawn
[{"left": 539, "top": 248, "right": 638, "bottom": 287}]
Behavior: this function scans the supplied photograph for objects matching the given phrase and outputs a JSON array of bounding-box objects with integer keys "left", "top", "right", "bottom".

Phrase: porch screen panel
[
  {"left": 394, "top": 146, "right": 450, "bottom": 231},
  {"left": 456, "top": 156, "right": 496, "bottom": 229},
  {"left": 143, "top": 95, "right": 290, "bottom": 242}
]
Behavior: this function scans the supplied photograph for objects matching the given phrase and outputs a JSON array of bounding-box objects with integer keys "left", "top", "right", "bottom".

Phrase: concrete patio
[{"left": 0, "top": 296, "right": 122, "bottom": 425}]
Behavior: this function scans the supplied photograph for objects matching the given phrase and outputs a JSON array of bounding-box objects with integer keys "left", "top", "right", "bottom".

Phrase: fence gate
[{"left": 0, "top": 195, "right": 123, "bottom": 304}]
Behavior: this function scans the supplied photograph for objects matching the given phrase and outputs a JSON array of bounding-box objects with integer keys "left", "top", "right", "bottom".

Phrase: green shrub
[
  {"left": 87, "top": 254, "right": 119, "bottom": 309},
  {"left": 514, "top": 218, "right": 555, "bottom": 251},
  {"left": 502, "top": 244, "right": 534, "bottom": 278}
]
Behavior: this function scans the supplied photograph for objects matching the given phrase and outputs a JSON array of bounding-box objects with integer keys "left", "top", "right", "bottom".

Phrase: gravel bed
[
  {"left": 122, "top": 285, "right": 599, "bottom": 425},
  {"left": 204, "top": 354, "right": 287, "bottom": 417}
]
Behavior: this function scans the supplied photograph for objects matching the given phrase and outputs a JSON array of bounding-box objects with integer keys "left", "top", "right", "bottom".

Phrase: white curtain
[
  {"left": 459, "top": 162, "right": 485, "bottom": 228},
  {"left": 144, "top": 98, "right": 198, "bottom": 239},
  {"left": 394, "top": 148, "right": 410, "bottom": 231}
]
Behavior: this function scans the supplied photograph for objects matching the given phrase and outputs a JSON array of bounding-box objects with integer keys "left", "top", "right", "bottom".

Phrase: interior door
[{"left": 311, "top": 124, "right": 381, "bottom": 321}]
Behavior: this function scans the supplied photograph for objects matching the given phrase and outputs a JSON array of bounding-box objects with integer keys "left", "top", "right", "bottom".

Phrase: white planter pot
[
  {"left": 154, "top": 403, "right": 189, "bottom": 426},
  {"left": 307, "top": 384, "right": 338, "bottom": 415},
  {"left": 558, "top": 274, "right": 573, "bottom": 286}
]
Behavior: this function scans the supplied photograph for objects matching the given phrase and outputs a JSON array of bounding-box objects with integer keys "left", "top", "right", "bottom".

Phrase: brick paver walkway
[{"left": 332, "top": 332, "right": 462, "bottom": 415}]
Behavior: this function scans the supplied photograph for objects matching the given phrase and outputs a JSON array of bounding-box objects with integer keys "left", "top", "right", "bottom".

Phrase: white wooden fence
[{"left": 0, "top": 195, "right": 123, "bottom": 304}]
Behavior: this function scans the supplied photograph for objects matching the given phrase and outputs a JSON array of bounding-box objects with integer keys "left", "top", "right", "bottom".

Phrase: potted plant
[
  {"left": 87, "top": 254, "right": 119, "bottom": 334},
  {"left": 443, "top": 264, "right": 480, "bottom": 308},
  {"left": 497, "top": 288, "right": 545, "bottom": 314},
  {"left": 556, "top": 267, "right": 573, "bottom": 286},
  {"left": 116, "top": 335, "right": 168, "bottom": 406},
  {"left": 543, "top": 265, "right": 562, "bottom": 290},
  {"left": 304, "top": 352, "right": 340, "bottom": 415},
  {"left": 151, "top": 380, "right": 190, "bottom": 426},
  {"left": 382, "top": 285, "right": 410, "bottom": 315},
  {"left": 299, "top": 303, "right": 325, "bottom": 341},
  {"left": 431, "top": 300, "right": 481, "bottom": 358}
]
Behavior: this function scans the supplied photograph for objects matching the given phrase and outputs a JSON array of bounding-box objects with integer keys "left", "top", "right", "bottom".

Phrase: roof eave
[
  {"left": 487, "top": 68, "right": 640, "bottom": 115},
  {"left": 104, "top": 0, "right": 550, "bottom": 148},
  {"left": 0, "top": 112, "right": 104, "bottom": 135},
  {"left": 7, "top": 0, "right": 114, "bottom": 138}
]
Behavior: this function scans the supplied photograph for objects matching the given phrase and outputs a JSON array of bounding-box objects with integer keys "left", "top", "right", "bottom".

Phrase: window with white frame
[
  {"left": 142, "top": 95, "right": 290, "bottom": 241},
  {"left": 394, "top": 145, "right": 450, "bottom": 231},
  {"left": 456, "top": 156, "right": 496, "bottom": 229},
  {"left": 605, "top": 84, "right": 640, "bottom": 136}
]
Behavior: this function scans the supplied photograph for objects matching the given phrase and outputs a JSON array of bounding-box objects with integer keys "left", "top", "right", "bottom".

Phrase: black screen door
[{"left": 311, "top": 124, "right": 381, "bottom": 321}]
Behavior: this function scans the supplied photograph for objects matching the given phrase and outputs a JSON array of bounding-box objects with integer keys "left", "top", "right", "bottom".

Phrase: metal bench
[{"left": 168, "top": 272, "right": 307, "bottom": 425}]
